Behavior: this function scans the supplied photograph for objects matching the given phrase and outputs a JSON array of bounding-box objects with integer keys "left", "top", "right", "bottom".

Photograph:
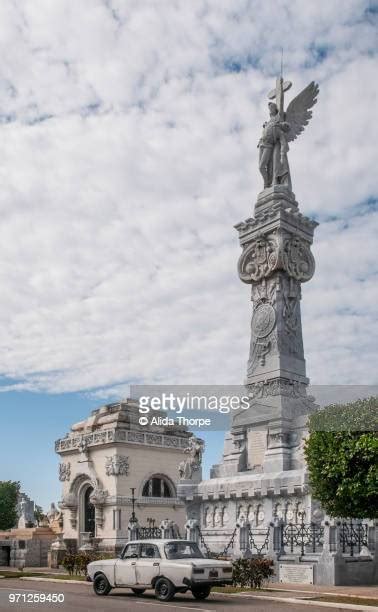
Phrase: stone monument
[
  {"left": 178, "top": 76, "right": 323, "bottom": 548},
  {"left": 17, "top": 493, "right": 36, "bottom": 528}
]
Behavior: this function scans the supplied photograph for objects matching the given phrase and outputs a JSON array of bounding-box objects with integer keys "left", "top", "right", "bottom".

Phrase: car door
[
  {"left": 135, "top": 543, "right": 161, "bottom": 586},
  {"left": 115, "top": 543, "right": 139, "bottom": 586}
]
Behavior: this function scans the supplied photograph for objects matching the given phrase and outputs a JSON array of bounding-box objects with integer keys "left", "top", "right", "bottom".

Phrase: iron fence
[
  {"left": 136, "top": 527, "right": 162, "bottom": 539},
  {"left": 339, "top": 521, "right": 368, "bottom": 557},
  {"left": 281, "top": 513, "right": 324, "bottom": 556}
]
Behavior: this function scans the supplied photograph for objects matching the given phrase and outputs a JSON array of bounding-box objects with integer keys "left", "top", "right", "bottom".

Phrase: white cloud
[{"left": 0, "top": 0, "right": 376, "bottom": 397}]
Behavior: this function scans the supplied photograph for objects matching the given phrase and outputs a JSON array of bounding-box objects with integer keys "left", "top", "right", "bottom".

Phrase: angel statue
[{"left": 258, "top": 77, "right": 319, "bottom": 190}]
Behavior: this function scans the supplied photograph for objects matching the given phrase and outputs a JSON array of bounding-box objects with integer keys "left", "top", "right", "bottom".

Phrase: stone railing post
[
  {"left": 274, "top": 518, "right": 285, "bottom": 555},
  {"left": 237, "top": 517, "right": 251, "bottom": 558},
  {"left": 160, "top": 519, "right": 175, "bottom": 539},
  {"left": 333, "top": 521, "right": 343, "bottom": 557},
  {"left": 322, "top": 521, "right": 331, "bottom": 554},
  {"left": 128, "top": 520, "right": 140, "bottom": 541},
  {"left": 185, "top": 519, "right": 199, "bottom": 543},
  {"left": 367, "top": 523, "right": 377, "bottom": 558},
  {"left": 268, "top": 519, "right": 283, "bottom": 559}
]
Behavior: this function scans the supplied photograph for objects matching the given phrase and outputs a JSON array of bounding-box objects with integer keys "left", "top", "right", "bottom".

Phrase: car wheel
[
  {"left": 93, "top": 573, "right": 111, "bottom": 596},
  {"left": 155, "top": 577, "right": 175, "bottom": 601},
  {"left": 192, "top": 586, "right": 211, "bottom": 600},
  {"left": 131, "top": 588, "right": 146, "bottom": 596}
]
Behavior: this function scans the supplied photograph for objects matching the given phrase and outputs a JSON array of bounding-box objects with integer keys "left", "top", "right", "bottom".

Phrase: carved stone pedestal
[{"left": 234, "top": 188, "right": 318, "bottom": 472}]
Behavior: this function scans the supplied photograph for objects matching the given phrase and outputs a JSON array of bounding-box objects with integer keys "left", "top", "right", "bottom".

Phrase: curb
[
  {"left": 268, "top": 587, "right": 378, "bottom": 600},
  {"left": 232, "top": 593, "right": 378, "bottom": 611},
  {"left": 19, "top": 577, "right": 90, "bottom": 586}
]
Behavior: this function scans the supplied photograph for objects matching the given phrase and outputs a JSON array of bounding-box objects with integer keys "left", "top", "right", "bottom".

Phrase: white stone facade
[{"left": 55, "top": 399, "right": 191, "bottom": 550}]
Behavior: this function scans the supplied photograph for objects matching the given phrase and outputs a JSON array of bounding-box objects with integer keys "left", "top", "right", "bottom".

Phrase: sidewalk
[
  {"left": 0, "top": 566, "right": 66, "bottom": 574},
  {"left": 269, "top": 583, "right": 378, "bottom": 599}
]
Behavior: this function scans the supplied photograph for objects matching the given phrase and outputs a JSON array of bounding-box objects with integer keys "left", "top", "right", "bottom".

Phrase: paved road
[{"left": 0, "top": 579, "right": 362, "bottom": 612}]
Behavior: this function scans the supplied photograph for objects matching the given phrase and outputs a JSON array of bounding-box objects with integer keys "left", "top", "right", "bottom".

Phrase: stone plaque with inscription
[
  {"left": 279, "top": 563, "right": 314, "bottom": 584},
  {"left": 247, "top": 429, "right": 266, "bottom": 469}
]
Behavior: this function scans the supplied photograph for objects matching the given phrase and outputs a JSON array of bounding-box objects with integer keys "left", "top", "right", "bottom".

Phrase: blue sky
[
  {"left": 0, "top": 389, "right": 224, "bottom": 508},
  {"left": 0, "top": 0, "right": 377, "bottom": 510}
]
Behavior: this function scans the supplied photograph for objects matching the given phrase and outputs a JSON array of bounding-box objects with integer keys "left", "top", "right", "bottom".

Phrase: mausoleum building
[{"left": 55, "top": 399, "right": 191, "bottom": 550}]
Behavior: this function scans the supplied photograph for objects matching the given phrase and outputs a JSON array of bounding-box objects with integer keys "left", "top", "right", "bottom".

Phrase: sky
[{"left": 0, "top": 0, "right": 377, "bottom": 510}]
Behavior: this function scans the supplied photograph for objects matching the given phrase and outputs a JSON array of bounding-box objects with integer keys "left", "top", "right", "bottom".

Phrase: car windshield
[{"left": 164, "top": 542, "right": 204, "bottom": 560}]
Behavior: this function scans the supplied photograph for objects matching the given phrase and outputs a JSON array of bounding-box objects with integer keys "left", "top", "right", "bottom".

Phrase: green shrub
[
  {"left": 305, "top": 397, "right": 378, "bottom": 518},
  {"left": 232, "top": 557, "right": 274, "bottom": 589},
  {"left": 61, "top": 553, "right": 76, "bottom": 576},
  {"left": 61, "top": 551, "right": 114, "bottom": 575}
]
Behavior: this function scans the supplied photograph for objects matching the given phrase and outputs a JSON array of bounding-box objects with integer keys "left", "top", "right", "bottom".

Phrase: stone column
[{"left": 234, "top": 187, "right": 318, "bottom": 472}]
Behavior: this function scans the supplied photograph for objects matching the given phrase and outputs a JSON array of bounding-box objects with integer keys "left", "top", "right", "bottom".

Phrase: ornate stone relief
[
  {"left": 204, "top": 505, "right": 231, "bottom": 528},
  {"left": 55, "top": 428, "right": 189, "bottom": 454},
  {"left": 213, "top": 507, "right": 222, "bottom": 527},
  {"left": 59, "top": 492, "right": 77, "bottom": 529},
  {"left": 239, "top": 235, "right": 279, "bottom": 282},
  {"left": 282, "top": 236, "right": 315, "bottom": 282},
  {"left": 252, "top": 303, "right": 276, "bottom": 339},
  {"left": 204, "top": 507, "right": 212, "bottom": 528},
  {"left": 247, "top": 322, "right": 277, "bottom": 374},
  {"left": 58, "top": 462, "right": 71, "bottom": 482},
  {"left": 105, "top": 455, "right": 129, "bottom": 477},
  {"left": 179, "top": 437, "right": 204, "bottom": 480},
  {"left": 273, "top": 497, "right": 305, "bottom": 524},
  {"left": 238, "top": 230, "right": 315, "bottom": 285},
  {"left": 280, "top": 275, "right": 303, "bottom": 356},
  {"left": 247, "top": 378, "right": 307, "bottom": 400},
  {"left": 78, "top": 436, "right": 89, "bottom": 458},
  {"left": 236, "top": 502, "right": 266, "bottom": 526},
  {"left": 251, "top": 276, "right": 279, "bottom": 307},
  {"left": 268, "top": 431, "right": 290, "bottom": 447}
]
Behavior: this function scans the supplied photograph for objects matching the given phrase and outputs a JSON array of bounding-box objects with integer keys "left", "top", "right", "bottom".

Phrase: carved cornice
[
  {"left": 235, "top": 199, "right": 318, "bottom": 242},
  {"left": 55, "top": 428, "right": 189, "bottom": 454},
  {"left": 104, "top": 495, "right": 184, "bottom": 507}
]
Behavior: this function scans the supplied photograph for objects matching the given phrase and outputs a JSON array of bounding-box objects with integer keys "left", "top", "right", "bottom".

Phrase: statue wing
[{"left": 285, "top": 81, "right": 319, "bottom": 143}]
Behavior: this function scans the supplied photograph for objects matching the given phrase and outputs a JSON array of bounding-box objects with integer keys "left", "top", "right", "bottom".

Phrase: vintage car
[{"left": 87, "top": 539, "right": 233, "bottom": 601}]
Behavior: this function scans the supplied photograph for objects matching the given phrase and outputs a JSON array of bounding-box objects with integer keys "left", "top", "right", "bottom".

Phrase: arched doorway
[{"left": 83, "top": 486, "right": 95, "bottom": 536}]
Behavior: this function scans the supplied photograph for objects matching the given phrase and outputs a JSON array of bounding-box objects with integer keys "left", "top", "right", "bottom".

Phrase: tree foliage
[
  {"left": 305, "top": 397, "right": 378, "bottom": 519},
  {"left": 0, "top": 481, "right": 20, "bottom": 530}
]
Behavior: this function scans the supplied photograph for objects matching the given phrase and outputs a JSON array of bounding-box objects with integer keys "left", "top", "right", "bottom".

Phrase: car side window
[
  {"left": 122, "top": 543, "right": 139, "bottom": 559},
  {"left": 139, "top": 544, "right": 161, "bottom": 559}
]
